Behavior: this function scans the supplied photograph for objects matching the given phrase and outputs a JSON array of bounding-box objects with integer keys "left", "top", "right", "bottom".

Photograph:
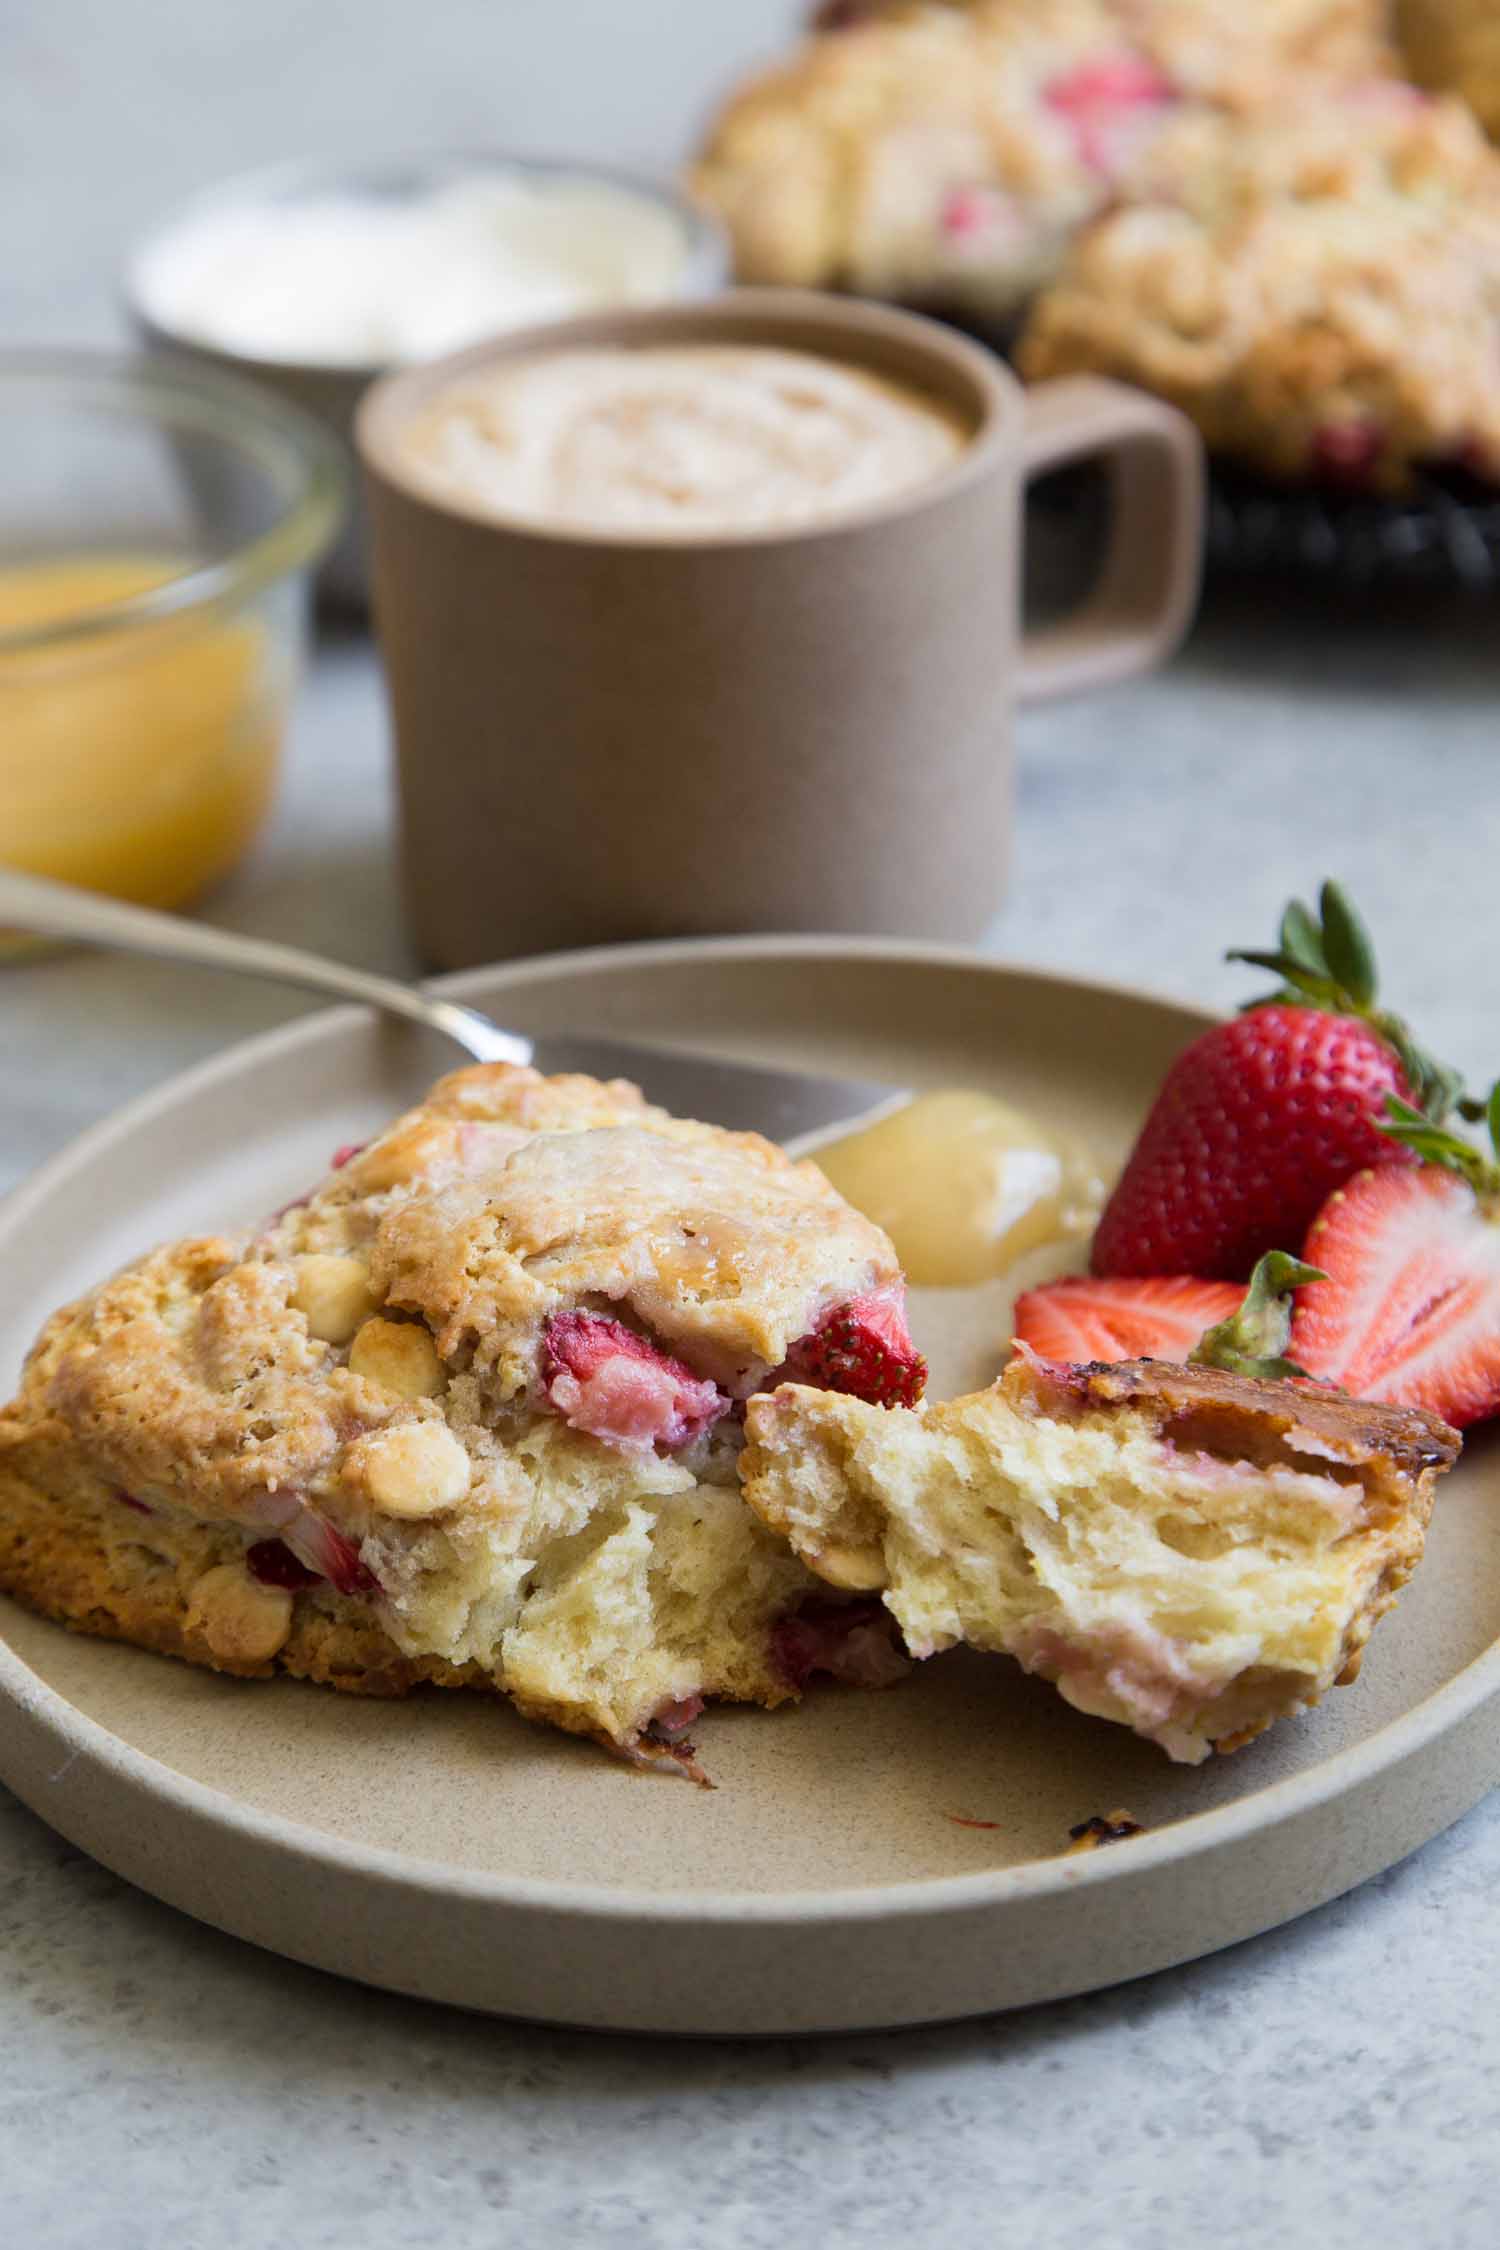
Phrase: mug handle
[{"left": 1018, "top": 376, "right": 1204, "bottom": 705}]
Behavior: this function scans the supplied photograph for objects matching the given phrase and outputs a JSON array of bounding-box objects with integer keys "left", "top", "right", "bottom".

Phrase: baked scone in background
[
  {"left": 691, "top": 3, "right": 1184, "bottom": 325},
  {"left": 1397, "top": 0, "right": 1500, "bottom": 137},
  {"left": 742, "top": 1347, "right": 1459, "bottom": 1763},
  {"left": 1017, "top": 83, "right": 1500, "bottom": 490},
  {"left": 691, "top": 0, "right": 1397, "bottom": 323},
  {"left": 810, "top": 0, "right": 1397, "bottom": 93},
  {"left": 0, "top": 1064, "right": 919, "bottom": 1771}
]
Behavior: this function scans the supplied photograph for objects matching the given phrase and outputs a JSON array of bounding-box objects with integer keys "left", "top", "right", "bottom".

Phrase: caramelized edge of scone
[{"left": 1007, "top": 1351, "right": 1461, "bottom": 1485}]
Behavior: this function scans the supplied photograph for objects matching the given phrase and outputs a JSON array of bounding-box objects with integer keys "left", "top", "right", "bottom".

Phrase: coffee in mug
[
  {"left": 360, "top": 291, "right": 1203, "bottom": 970},
  {"left": 396, "top": 344, "right": 972, "bottom": 534}
]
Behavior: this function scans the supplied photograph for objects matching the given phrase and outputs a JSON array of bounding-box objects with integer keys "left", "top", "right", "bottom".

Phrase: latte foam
[{"left": 399, "top": 343, "right": 971, "bottom": 534}]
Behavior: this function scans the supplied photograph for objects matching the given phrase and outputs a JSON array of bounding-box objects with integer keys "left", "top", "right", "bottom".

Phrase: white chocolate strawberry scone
[
  {"left": 0, "top": 1064, "right": 924, "bottom": 1773},
  {"left": 693, "top": 0, "right": 1400, "bottom": 325},
  {"left": 741, "top": 1348, "right": 1459, "bottom": 1763},
  {"left": 690, "top": 1, "right": 1183, "bottom": 324},
  {"left": 1019, "top": 83, "right": 1500, "bottom": 490},
  {"left": 811, "top": 1, "right": 1396, "bottom": 98}
]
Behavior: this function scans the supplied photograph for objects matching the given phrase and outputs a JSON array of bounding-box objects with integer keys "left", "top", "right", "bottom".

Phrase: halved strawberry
[
  {"left": 1293, "top": 1100, "right": 1500, "bottom": 1429},
  {"left": 1012, "top": 1275, "right": 1244, "bottom": 1365},
  {"left": 542, "top": 1311, "right": 728, "bottom": 1449},
  {"left": 783, "top": 1287, "right": 927, "bottom": 1408}
]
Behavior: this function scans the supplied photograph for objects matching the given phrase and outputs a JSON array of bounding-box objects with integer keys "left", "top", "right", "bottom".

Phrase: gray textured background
[{"left": 4, "top": 5, "right": 1500, "bottom": 2243}]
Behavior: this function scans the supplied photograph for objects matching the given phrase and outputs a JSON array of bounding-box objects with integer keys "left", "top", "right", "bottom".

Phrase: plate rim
[{"left": 4, "top": 931, "right": 1496, "bottom": 1931}]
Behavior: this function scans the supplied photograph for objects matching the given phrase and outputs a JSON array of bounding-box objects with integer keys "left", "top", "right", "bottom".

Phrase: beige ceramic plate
[{"left": 3, "top": 938, "right": 1498, "bottom": 2036}]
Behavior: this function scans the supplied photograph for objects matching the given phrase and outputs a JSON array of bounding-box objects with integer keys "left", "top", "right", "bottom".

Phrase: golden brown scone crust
[
  {"left": 0, "top": 1063, "right": 895, "bottom": 1759},
  {"left": 0, "top": 1454, "right": 487, "bottom": 1698},
  {"left": 10, "top": 1062, "right": 895, "bottom": 1510},
  {"left": 359, "top": 1063, "right": 895, "bottom": 1397},
  {"left": 1398, "top": 0, "right": 1500, "bottom": 137},
  {"left": 1018, "top": 83, "right": 1500, "bottom": 489},
  {"left": 741, "top": 1351, "right": 1459, "bottom": 1762}
]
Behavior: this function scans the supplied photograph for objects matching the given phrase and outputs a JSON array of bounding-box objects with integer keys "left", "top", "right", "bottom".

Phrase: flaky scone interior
[
  {"left": 741, "top": 1348, "right": 1460, "bottom": 1762},
  {"left": 0, "top": 1064, "right": 923, "bottom": 1773}
]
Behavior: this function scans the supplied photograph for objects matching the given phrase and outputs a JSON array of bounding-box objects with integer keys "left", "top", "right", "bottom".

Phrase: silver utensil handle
[{"left": 0, "top": 867, "right": 532, "bottom": 1067}]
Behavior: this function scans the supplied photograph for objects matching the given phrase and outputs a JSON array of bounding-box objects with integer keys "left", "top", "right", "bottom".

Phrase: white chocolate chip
[
  {"left": 292, "top": 1253, "right": 378, "bottom": 1344},
  {"left": 348, "top": 1317, "right": 445, "bottom": 1399},
  {"left": 186, "top": 1563, "right": 294, "bottom": 1664},
  {"left": 353, "top": 1422, "right": 471, "bottom": 1519},
  {"left": 816, "top": 1541, "right": 887, "bottom": 1593}
]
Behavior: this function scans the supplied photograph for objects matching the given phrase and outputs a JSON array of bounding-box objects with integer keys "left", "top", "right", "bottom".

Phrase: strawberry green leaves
[
  {"left": 1380, "top": 1085, "right": 1500, "bottom": 1200},
  {"left": 1228, "top": 880, "right": 1462, "bottom": 1123},
  {"left": 1189, "top": 1250, "right": 1327, "bottom": 1382}
]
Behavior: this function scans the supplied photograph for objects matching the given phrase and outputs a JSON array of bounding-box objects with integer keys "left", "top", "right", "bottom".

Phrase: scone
[
  {"left": 741, "top": 1346, "right": 1460, "bottom": 1763},
  {"left": 810, "top": 0, "right": 1397, "bottom": 96},
  {"left": 690, "top": 2, "right": 1183, "bottom": 324},
  {"left": 0, "top": 1064, "right": 923, "bottom": 1773},
  {"left": 1398, "top": 0, "right": 1500, "bottom": 139},
  {"left": 1018, "top": 83, "right": 1500, "bottom": 489},
  {"left": 691, "top": 0, "right": 1398, "bottom": 325}
]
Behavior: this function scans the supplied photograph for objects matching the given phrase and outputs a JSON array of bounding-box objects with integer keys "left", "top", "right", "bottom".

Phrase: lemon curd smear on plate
[
  {"left": 0, "top": 551, "right": 289, "bottom": 913},
  {"left": 811, "top": 1089, "right": 1104, "bottom": 1287}
]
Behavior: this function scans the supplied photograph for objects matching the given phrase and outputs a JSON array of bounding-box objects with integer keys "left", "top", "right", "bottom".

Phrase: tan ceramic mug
[{"left": 359, "top": 290, "right": 1202, "bottom": 969}]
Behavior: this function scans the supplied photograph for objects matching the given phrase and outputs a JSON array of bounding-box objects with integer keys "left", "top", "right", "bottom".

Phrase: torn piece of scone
[
  {"left": 740, "top": 1347, "right": 1459, "bottom": 1763},
  {"left": 0, "top": 1063, "right": 923, "bottom": 1774}
]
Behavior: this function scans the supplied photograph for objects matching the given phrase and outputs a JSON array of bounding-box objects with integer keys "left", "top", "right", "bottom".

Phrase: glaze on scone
[
  {"left": 741, "top": 1347, "right": 1459, "bottom": 1763},
  {"left": 0, "top": 1064, "right": 920, "bottom": 1770},
  {"left": 1018, "top": 83, "right": 1500, "bottom": 489},
  {"left": 1397, "top": 0, "right": 1500, "bottom": 139},
  {"left": 691, "top": 0, "right": 1396, "bottom": 322}
]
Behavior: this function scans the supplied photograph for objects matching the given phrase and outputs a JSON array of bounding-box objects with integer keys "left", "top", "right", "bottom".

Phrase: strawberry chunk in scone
[
  {"left": 1044, "top": 53, "right": 1176, "bottom": 176},
  {"left": 542, "top": 1312, "right": 729, "bottom": 1450},
  {"left": 543, "top": 1283, "right": 928, "bottom": 1448},
  {"left": 772, "top": 1597, "right": 911, "bottom": 1691},
  {"left": 783, "top": 1285, "right": 927, "bottom": 1408}
]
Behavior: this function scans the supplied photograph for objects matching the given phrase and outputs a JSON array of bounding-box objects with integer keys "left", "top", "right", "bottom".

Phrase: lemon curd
[
  {"left": 811, "top": 1089, "right": 1104, "bottom": 1288},
  {"left": 0, "top": 553, "right": 287, "bottom": 909}
]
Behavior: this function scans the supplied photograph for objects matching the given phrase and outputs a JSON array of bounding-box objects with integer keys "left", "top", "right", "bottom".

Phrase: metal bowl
[{"left": 125, "top": 152, "right": 730, "bottom": 607}]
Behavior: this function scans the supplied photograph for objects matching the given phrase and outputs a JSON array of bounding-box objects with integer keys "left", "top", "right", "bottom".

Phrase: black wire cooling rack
[
  {"left": 945, "top": 309, "right": 1500, "bottom": 595},
  {"left": 1204, "top": 463, "right": 1500, "bottom": 593},
  {"left": 1025, "top": 453, "right": 1500, "bottom": 599}
]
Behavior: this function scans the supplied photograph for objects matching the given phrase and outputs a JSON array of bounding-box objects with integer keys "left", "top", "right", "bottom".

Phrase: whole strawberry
[{"left": 1092, "top": 883, "right": 1461, "bottom": 1282}]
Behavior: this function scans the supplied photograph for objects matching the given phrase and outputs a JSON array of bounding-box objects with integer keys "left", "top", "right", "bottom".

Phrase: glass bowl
[{"left": 0, "top": 350, "right": 343, "bottom": 932}]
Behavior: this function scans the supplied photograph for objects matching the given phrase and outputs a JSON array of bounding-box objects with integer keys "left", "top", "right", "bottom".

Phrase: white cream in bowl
[{"left": 133, "top": 171, "right": 700, "bottom": 369}]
